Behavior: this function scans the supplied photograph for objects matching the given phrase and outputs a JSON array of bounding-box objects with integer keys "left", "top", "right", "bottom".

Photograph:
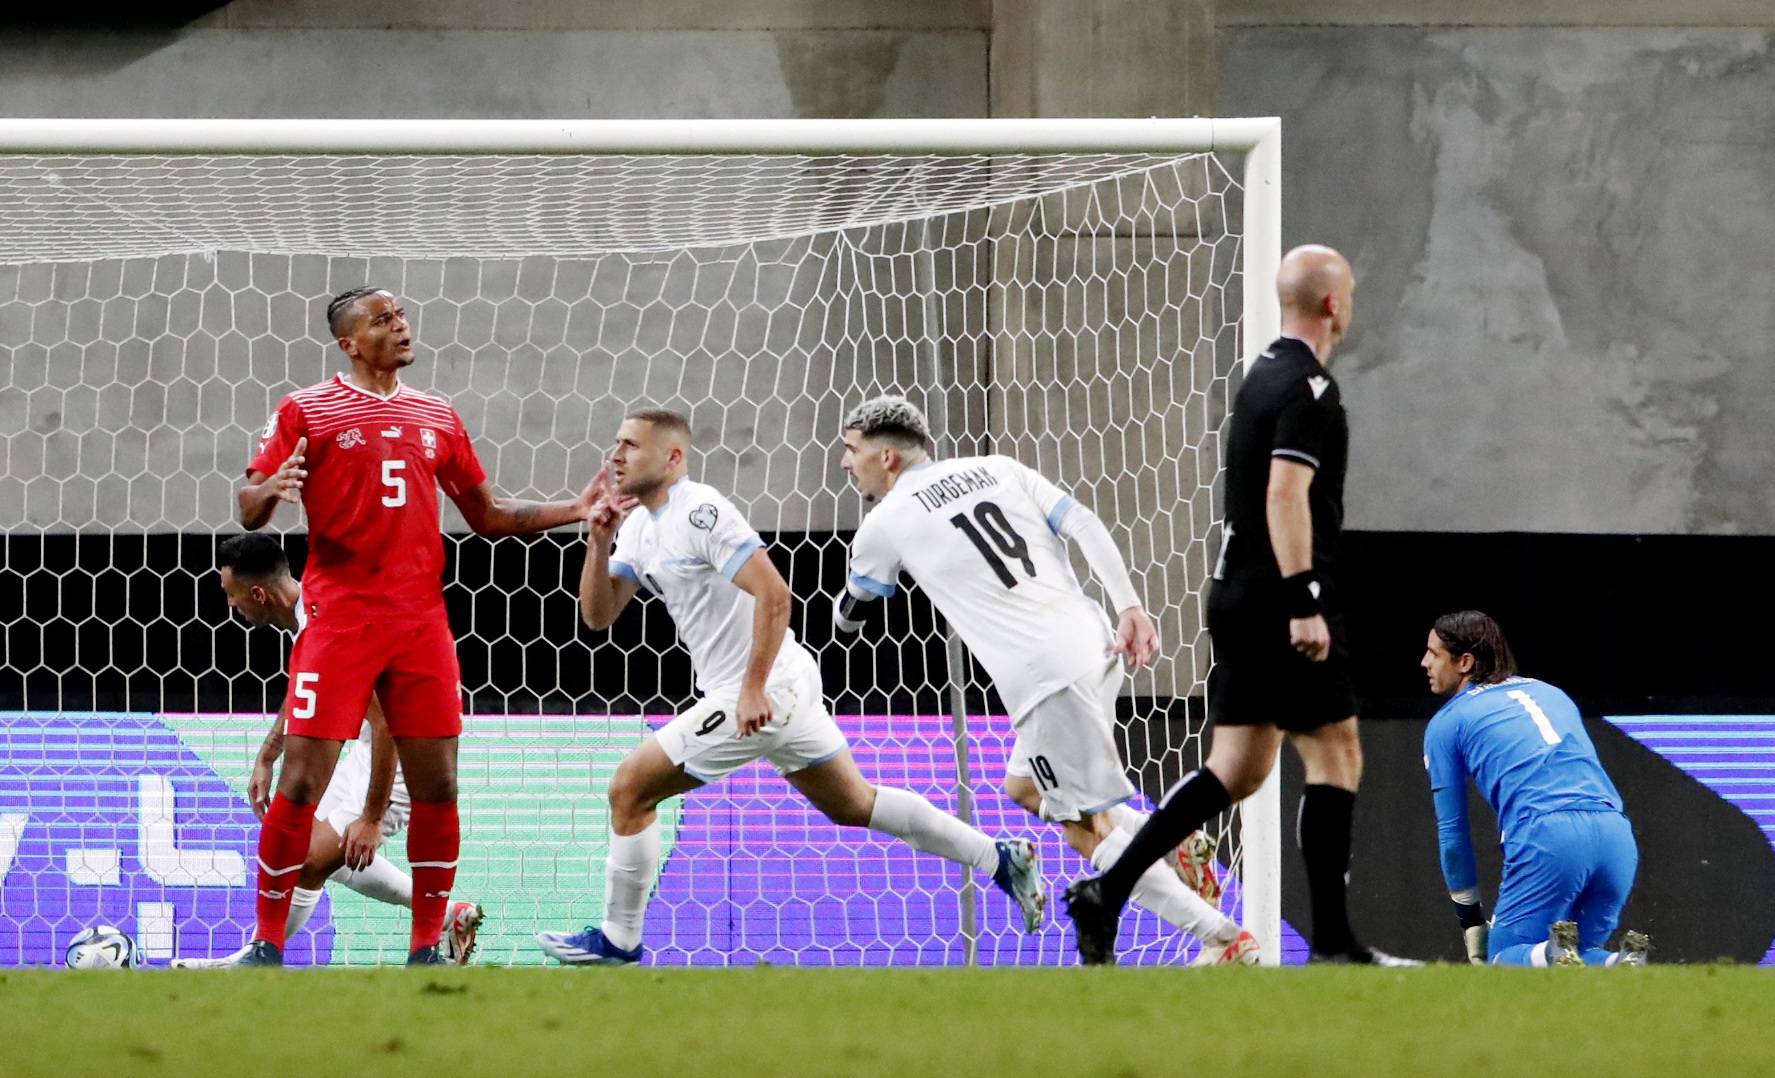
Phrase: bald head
[
  {"left": 1276, "top": 244, "right": 1356, "bottom": 361},
  {"left": 1277, "top": 245, "right": 1351, "bottom": 315}
]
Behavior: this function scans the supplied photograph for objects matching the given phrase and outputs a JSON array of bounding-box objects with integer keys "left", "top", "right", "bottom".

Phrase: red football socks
[
  {"left": 252, "top": 793, "right": 314, "bottom": 949},
  {"left": 407, "top": 800, "right": 461, "bottom": 953}
]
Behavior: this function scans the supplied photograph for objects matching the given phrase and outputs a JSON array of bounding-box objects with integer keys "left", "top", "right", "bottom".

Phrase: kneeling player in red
[{"left": 234, "top": 286, "right": 599, "bottom": 965}]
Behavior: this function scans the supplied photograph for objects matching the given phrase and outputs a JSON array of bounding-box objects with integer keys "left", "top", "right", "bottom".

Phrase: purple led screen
[
  {"left": 0, "top": 713, "right": 336, "bottom": 967},
  {"left": 1607, "top": 716, "right": 1775, "bottom": 965},
  {"left": 1, "top": 711, "right": 1301, "bottom": 966}
]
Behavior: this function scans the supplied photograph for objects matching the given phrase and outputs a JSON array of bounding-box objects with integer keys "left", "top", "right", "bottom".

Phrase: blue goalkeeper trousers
[{"left": 1488, "top": 809, "right": 1638, "bottom": 966}]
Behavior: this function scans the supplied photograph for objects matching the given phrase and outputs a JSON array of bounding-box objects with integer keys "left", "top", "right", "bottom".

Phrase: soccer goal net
[{"left": 0, "top": 118, "right": 1285, "bottom": 967}]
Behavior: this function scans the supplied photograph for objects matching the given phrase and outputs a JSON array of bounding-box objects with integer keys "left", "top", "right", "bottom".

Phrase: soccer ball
[{"left": 64, "top": 925, "right": 143, "bottom": 969}]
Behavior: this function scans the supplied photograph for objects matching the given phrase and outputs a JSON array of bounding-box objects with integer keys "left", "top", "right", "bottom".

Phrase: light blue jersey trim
[
  {"left": 1045, "top": 495, "right": 1078, "bottom": 536},
  {"left": 848, "top": 572, "right": 897, "bottom": 598},
  {"left": 720, "top": 538, "right": 764, "bottom": 581},
  {"left": 610, "top": 560, "right": 640, "bottom": 583},
  {"left": 1080, "top": 792, "right": 1136, "bottom": 816},
  {"left": 793, "top": 747, "right": 846, "bottom": 773}
]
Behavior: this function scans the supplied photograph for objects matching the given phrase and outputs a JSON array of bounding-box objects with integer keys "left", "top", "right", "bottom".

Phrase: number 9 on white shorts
[{"left": 654, "top": 652, "right": 848, "bottom": 784}]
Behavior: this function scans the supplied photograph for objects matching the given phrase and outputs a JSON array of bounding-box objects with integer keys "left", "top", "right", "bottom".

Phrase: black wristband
[
  {"left": 1282, "top": 570, "right": 1322, "bottom": 618},
  {"left": 1453, "top": 900, "right": 1487, "bottom": 929}
]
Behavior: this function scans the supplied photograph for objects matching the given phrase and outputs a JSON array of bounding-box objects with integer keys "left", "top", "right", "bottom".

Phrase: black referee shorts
[{"left": 1205, "top": 576, "right": 1358, "bottom": 733}]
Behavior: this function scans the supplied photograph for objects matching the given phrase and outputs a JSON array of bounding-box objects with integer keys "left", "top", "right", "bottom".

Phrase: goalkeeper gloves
[{"left": 1454, "top": 899, "right": 1488, "bottom": 965}]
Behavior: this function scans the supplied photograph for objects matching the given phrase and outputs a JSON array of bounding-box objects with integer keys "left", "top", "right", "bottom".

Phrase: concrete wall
[
  {"left": 1221, "top": 21, "right": 1775, "bottom": 534},
  {"left": 0, "top": 28, "right": 985, "bottom": 121}
]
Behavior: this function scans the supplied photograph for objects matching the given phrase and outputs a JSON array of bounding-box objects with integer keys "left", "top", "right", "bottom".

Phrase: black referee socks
[
  {"left": 1299, "top": 783, "right": 1359, "bottom": 957},
  {"left": 1098, "top": 768, "right": 1232, "bottom": 909}
]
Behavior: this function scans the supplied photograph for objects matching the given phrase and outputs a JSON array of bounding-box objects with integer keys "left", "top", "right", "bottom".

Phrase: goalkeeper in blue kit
[{"left": 1421, "top": 611, "right": 1649, "bottom": 966}]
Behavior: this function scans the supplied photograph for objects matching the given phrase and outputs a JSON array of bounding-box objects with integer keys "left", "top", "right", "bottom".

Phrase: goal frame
[{"left": 0, "top": 116, "right": 1283, "bottom": 965}]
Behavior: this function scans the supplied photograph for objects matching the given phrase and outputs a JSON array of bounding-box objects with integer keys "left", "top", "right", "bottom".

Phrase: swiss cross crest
[
  {"left": 335, "top": 428, "right": 366, "bottom": 449},
  {"left": 420, "top": 428, "right": 437, "bottom": 458}
]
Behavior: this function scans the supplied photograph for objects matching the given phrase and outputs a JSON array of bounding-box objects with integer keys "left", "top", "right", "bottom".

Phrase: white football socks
[
  {"left": 283, "top": 886, "right": 324, "bottom": 938},
  {"left": 601, "top": 820, "right": 662, "bottom": 952},
  {"left": 867, "top": 786, "right": 1000, "bottom": 873},
  {"left": 1091, "top": 826, "right": 1239, "bottom": 946},
  {"left": 331, "top": 853, "right": 413, "bottom": 908},
  {"left": 1106, "top": 803, "right": 1148, "bottom": 835}
]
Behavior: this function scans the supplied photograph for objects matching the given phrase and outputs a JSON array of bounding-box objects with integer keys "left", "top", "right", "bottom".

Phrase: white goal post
[{"left": 0, "top": 117, "right": 1282, "bottom": 967}]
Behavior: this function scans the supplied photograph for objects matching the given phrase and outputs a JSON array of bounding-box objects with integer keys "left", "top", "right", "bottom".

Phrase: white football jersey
[
  {"left": 611, "top": 476, "right": 809, "bottom": 696},
  {"left": 846, "top": 455, "right": 1113, "bottom": 719}
]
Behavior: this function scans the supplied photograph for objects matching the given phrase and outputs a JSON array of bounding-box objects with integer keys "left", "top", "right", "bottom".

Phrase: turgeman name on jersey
[{"left": 908, "top": 466, "right": 1000, "bottom": 513}]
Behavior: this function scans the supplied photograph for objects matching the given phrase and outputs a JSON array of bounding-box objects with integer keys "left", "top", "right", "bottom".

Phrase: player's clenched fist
[{"left": 1290, "top": 613, "right": 1332, "bottom": 662}]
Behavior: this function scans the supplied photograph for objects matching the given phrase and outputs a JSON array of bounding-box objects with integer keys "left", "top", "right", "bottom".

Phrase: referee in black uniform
[{"left": 1065, "top": 244, "right": 1412, "bottom": 966}]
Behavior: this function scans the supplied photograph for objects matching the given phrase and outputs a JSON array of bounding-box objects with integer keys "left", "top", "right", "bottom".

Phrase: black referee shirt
[{"left": 1213, "top": 336, "right": 1349, "bottom": 583}]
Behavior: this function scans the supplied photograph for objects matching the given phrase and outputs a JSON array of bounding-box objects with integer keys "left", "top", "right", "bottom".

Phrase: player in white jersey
[
  {"left": 171, "top": 533, "right": 481, "bottom": 966},
  {"left": 834, "top": 397, "right": 1257, "bottom": 965},
  {"left": 535, "top": 408, "right": 1045, "bottom": 965}
]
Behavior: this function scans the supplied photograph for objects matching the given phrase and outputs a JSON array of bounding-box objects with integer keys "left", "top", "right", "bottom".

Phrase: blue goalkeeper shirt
[{"left": 1424, "top": 676, "right": 1624, "bottom": 895}]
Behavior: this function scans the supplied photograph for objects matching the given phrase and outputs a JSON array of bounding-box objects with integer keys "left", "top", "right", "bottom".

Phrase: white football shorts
[
  {"left": 1005, "top": 659, "right": 1136, "bottom": 822},
  {"left": 314, "top": 739, "right": 411, "bottom": 838},
  {"left": 656, "top": 647, "right": 848, "bottom": 783}
]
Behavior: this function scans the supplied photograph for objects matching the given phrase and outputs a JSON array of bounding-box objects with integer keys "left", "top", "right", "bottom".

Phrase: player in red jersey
[{"left": 235, "top": 287, "right": 597, "bottom": 965}]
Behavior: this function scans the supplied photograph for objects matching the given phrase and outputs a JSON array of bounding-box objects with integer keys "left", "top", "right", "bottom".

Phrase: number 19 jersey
[{"left": 845, "top": 455, "right": 1113, "bottom": 720}]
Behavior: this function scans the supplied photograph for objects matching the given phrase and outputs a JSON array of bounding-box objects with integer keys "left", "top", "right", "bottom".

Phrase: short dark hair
[
  {"left": 216, "top": 533, "right": 291, "bottom": 581},
  {"left": 1432, "top": 610, "right": 1518, "bottom": 685},
  {"left": 625, "top": 407, "right": 693, "bottom": 442},
  {"left": 326, "top": 286, "right": 383, "bottom": 339}
]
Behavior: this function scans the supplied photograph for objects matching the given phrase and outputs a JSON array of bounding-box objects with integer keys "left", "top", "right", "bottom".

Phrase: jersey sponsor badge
[
  {"left": 1307, "top": 375, "right": 1331, "bottom": 400},
  {"left": 336, "top": 427, "right": 366, "bottom": 450},
  {"left": 689, "top": 504, "right": 719, "bottom": 531},
  {"left": 258, "top": 412, "right": 278, "bottom": 443},
  {"left": 380, "top": 425, "right": 403, "bottom": 438}
]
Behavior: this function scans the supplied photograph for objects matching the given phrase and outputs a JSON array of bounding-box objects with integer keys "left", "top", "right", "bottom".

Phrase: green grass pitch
[{"left": 3, "top": 965, "right": 1770, "bottom": 1077}]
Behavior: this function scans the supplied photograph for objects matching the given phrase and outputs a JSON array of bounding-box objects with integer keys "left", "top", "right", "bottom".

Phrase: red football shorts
[{"left": 283, "top": 616, "right": 464, "bottom": 740}]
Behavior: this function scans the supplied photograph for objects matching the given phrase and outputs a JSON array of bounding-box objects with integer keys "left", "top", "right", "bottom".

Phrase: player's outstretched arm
[
  {"left": 1266, "top": 458, "right": 1330, "bottom": 661},
  {"left": 237, "top": 437, "right": 307, "bottom": 531},
  {"left": 343, "top": 693, "right": 395, "bottom": 871},
  {"left": 453, "top": 474, "right": 604, "bottom": 537},
  {"left": 731, "top": 551, "right": 791, "bottom": 737}
]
